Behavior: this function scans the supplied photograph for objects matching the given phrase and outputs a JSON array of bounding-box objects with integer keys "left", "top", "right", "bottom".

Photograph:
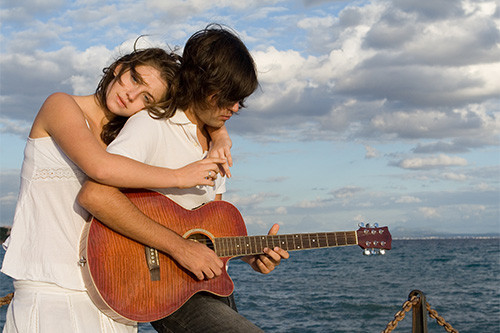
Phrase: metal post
[{"left": 409, "top": 290, "right": 428, "bottom": 333}]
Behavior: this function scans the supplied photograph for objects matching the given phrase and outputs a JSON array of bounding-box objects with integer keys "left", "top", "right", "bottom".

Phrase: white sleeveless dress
[{"left": 1, "top": 137, "right": 136, "bottom": 332}]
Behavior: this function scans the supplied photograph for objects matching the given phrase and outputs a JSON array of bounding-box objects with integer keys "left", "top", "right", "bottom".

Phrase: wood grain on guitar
[{"left": 79, "top": 189, "right": 392, "bottom": 324}]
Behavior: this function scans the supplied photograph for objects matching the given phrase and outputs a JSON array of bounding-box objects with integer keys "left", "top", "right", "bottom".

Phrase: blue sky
[{"left": 1, "top": 0, "right": 499, "bottom": 237}]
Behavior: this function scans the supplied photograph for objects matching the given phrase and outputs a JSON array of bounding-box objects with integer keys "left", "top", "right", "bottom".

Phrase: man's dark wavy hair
[{"left": 163, "top": 24, "right": 258, "bottom": 118}]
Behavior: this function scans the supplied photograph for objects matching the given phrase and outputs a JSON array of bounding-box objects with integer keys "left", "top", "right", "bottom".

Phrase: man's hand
[
  {"left": 242, "top": 224, "right": 290, "bottom": 274},
  {"left": 171, "top": 238, "right": 224, "bottom": 280}
]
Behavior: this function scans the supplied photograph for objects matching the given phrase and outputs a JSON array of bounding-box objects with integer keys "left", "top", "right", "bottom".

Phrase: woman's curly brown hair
[{"left": 96, "top": 44, "right": 181, "bottom": 144}]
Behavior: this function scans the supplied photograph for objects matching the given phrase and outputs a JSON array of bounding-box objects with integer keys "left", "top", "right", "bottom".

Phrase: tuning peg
[
  {"left": 363, "top": 248, "right": 387, "bottom": 256},
  {"left": 358, "top": 222, "right": 365, "bottom": 227},
  {"left": 374, "top": 222, "right": 379, "bottom": 228}
]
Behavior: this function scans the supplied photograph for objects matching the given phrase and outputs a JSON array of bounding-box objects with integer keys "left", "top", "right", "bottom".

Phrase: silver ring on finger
[{"left": 208, "top": 171, "right": 213, "bottom": 178}]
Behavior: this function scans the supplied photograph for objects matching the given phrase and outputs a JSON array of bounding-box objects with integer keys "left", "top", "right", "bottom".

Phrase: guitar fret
[
  {"left": 279, "top": 234, "right": 286, "bottom": 249},
  {"left": 274, "top": 235, "right": 280, "bottom": 249},
  {"left": 224, "top": 237, "right": 229, "bottom": 257},
  {"left": 217, "top": 238, "right": 223, "bottom": 257},
  {"left": 251, "top": 236, "right": 257, "bottom": 254},
  {"left": 229, "top": 237, "right": 234, "bottom": 256},
  {"left": 311, "top": 233, "right": 319, "bottom": 248},
  {"left": 245, "top": 236, "right": 251, "bottom": 255},
  {"left": 221, "top": 238, "right": 226, "bottom": 257},
  {"left": 347, "top": 231, "right": 356, "bottom": 245},
  {"left": 304, "top": 234, "right": 311, "bottom": 249},
  {"left": 295, "top": 234, "right": 302, "bottom": 249},
  {"left": 320, "top": 233, "right": 327, "bottom": 247},
  {"left": 338, "top": 232, "right": 344, "bottom": 246}
]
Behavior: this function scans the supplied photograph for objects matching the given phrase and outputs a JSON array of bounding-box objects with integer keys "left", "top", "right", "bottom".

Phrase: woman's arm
[{"left": 33, "top": 93, "right": 224, "bottom": 188}]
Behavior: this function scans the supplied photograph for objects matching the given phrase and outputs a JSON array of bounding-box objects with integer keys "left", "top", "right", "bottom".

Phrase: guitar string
[{"left": 199, "top": 233, "right": 360, "bottom": 256}]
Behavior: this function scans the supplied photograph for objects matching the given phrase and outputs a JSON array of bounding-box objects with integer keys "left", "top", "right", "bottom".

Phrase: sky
[{"left": 0, "top": 0, "right": 499, "bottom": 238}]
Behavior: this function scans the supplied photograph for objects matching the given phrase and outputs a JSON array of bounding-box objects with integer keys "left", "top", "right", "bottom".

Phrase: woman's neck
[{"left": 73, "top": 95, "right": 108, "bottom": 145}]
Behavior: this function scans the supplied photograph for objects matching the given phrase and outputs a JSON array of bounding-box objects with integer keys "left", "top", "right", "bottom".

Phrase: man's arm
[{"left": 78, "top": 180, "right": 224, "bottom": 280}]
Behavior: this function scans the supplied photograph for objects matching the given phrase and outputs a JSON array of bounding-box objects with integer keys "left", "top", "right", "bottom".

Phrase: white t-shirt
[{"left": 107, "top": 110, "right": 226, "bottom": 209}]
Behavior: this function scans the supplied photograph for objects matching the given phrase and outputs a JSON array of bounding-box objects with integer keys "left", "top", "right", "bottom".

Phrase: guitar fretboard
[{"left": 214, "top": 231, "right": 357, "bottom": 257}]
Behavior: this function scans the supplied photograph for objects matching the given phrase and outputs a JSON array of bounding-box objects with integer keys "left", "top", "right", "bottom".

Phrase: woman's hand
[{"left": 174, "top": 157, "right": 226, "bottom": 188}]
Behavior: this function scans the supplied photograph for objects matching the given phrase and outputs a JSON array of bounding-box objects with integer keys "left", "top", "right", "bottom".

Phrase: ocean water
[{"left": 1, "top": 238, "right": 499, "bottom": 332}]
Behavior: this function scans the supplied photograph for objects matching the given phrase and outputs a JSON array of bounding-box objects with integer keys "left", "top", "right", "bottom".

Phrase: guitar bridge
[{"left": 144, "top": 246, "right": 161, "bottom": 281}]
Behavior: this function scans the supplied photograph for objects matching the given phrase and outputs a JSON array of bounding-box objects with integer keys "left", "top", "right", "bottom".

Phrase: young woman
[{"left": 1, "top": 47, "right": 232, "bottom": 332}]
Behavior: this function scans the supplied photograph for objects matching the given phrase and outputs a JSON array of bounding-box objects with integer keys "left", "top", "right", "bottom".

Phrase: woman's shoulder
[
  {"left": 43, "top": 92, "right": 80, "bottom": 108},
  {"left": 39, "top": 92, "right": 80, "bottom": 114}
]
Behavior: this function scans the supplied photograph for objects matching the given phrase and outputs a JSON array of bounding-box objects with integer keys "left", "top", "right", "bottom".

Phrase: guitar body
[{"left": 79, "top": 189, "right": 248, "bottom": 324}]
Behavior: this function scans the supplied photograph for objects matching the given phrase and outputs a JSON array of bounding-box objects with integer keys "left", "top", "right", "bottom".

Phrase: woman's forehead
[{"left": 135, "top": 65, "right": 168, "bottom": 96}]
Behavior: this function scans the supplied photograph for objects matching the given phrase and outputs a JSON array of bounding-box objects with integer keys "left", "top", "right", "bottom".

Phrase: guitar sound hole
[{"left": 188, "top": 234, "right": 215, "bottom": 251}]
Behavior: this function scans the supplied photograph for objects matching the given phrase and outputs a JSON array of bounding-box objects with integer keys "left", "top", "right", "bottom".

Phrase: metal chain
[
  {"left": 382, "top": 295, "right": 420, "bottom": 332},
  {"left": 426, "top": 302, "right": 459, "bottom": 333},
  {"left": 382, "top": 295, "right": 459, "bottom": 333},
  {"left": 0, "top": 290, "right": 459, "bottom": 333},
  {"left": 0, "top": 292, "right": 13, "bottom": 307}
]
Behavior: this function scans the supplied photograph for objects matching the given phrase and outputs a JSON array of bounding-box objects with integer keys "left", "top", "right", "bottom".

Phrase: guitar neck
[{"left": 214, "top": 231, "right": 357, "bottom": 257}]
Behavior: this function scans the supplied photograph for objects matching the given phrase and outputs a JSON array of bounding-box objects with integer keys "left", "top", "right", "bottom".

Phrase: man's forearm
[
  {"left": 77, "top": 180, "right": 185, "bottom": 255},
  {"left": 78, "top": 180, "right": 224, "bottom": 280}
]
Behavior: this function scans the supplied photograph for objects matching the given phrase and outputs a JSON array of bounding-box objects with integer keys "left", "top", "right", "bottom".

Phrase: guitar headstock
[{"left": 356, "top": 223, "right": 392, "bottom": 255}]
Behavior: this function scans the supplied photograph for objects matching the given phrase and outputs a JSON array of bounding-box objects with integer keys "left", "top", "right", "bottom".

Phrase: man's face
[{"left": 195, "top": 96, "right": 240, "bottom": 129}]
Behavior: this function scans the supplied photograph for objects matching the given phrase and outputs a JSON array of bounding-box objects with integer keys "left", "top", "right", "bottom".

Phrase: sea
[{"left": 0, "top": 238, "right": 498, "bottom": 332}]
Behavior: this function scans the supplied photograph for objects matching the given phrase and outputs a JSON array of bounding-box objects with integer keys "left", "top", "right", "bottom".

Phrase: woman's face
[{"left": 106, "top": 64, "right": 168, "bottom": 117}]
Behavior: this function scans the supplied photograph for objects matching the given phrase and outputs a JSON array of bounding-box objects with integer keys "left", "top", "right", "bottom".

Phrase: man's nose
[{"left": 229, "top": 102, "right": 239, "bottom": 113}]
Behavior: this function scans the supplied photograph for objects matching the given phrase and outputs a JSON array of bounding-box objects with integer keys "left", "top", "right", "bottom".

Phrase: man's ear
[{"left": 207, "top": 92, "right": 219, "bottom": 105}]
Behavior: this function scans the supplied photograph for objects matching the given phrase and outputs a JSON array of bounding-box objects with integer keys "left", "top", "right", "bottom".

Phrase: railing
[
  {"left": 383, "top": 290, "right": 458, "bottom": 333},
  {"left": 0, "top": 289, "right": 459, "bottom": 332}
]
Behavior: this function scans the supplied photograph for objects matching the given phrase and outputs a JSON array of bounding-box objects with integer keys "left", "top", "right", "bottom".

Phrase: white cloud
[
  {"left": 395, "top": 196, "right": 422, "bottom": 204},
  {"left": 329, "top": 186, "right": 363, "bottom": 199},
  {"left": 0, "top": 0, "right": 498, "bottom": 236},
  {"left": 398, "top": 154, "right": 468, "bottom": 169},
  {"left": 364, "top": 145, "right": 378, "bottom": 158},
  {"left": 0, "top": 118, "right": 31, "bottom": 136},
  {"left": 275, "top": 206, "right": 287, "bottom": 214},
  {"left": 442, "top": 172, "right": 467, "bottom": 181},
  {"left": 418, "top": 207, "right": 440, "bottom": 218}
]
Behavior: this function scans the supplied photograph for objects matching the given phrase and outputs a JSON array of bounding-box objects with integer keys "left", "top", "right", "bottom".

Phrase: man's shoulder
[
  {"left": 130, "top": 110, "right": 156, "bottom": 121},
  {"left": 168, "top": 110, "right": 191, "bottom": 125}
]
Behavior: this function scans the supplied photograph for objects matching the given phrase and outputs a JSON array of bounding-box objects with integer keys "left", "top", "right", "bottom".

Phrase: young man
[{"left": 78, "top": 24, "right": 289, "bottom": 332}]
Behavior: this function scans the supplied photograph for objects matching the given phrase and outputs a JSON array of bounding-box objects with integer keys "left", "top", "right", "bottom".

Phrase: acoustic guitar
[{"left": 79, "top": 189, "right": 392, "bottom": 324}]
